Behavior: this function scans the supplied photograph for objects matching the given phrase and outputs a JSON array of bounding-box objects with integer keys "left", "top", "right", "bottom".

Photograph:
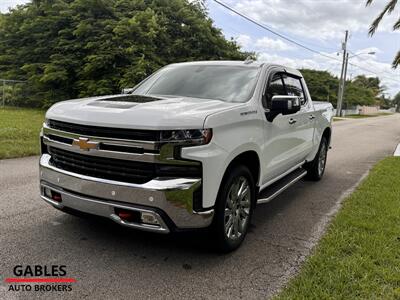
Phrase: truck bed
[{"left": 313, "top": 101, "right": 333, "bottom": 112}]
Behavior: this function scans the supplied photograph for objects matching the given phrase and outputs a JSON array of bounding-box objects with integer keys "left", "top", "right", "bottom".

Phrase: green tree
[
  {"left": 0, "top": 0, "right": 248, "bottom": 107},
  {"left": 300, "top": 69, "right": 382, "bottom": 107},
  {"left": 343, "top": 80, "right": 377, "bottom": 107},
  {"left": 300, "top": 69, "right": 338, "bottom": 104},
  {"left": 352, "top": 75, "right": 382, "bottom": 95},
  {"left": 366, "top": 0, "right": 399, "bottom": 68},
  {"left": 349, "top": 75, "right": 382, "bottom": 106},
  {"left": 393, "top": 92, "right": 400, "bottom": 112}
]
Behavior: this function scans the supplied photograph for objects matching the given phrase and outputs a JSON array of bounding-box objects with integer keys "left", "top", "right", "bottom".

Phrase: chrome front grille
[
  {"left": 41, "top": 119, "right": 201, "bottom": 184},
  {"left": 48, "top": 147, "right": 201, "bottom": 184},
  {"left": 48, "top": 119, "right": 160, "bottom": 141},
  {"left": 49, "top": 147, "right": 155, "bottom": 184}
]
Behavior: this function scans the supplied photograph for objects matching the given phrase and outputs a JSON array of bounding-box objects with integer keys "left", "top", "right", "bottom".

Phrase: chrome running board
[{"left": 257, "top": 168, "right": 307, "bottom": 204}]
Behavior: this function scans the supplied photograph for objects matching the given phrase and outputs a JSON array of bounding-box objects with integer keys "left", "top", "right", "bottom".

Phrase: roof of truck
[{"left": 168, "top": 60, "right": 302, "bottom": 77}]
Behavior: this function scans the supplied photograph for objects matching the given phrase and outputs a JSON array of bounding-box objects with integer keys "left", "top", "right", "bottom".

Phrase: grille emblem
[{"left": 72, "top": 137, "right": 99, "bottom": 151}]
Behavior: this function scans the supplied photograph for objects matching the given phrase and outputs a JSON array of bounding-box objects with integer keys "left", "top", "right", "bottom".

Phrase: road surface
[{"left": 1, "top": 114, "right": 400, "bottom": 299}]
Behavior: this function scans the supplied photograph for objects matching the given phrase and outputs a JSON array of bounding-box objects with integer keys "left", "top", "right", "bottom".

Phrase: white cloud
[
  {"left": 232, "top": 0, "right": 399, "bottom": 40},
  {"left": 236, "top": 35, "right": 295, "bottom": 51},
  {"left": 255, "top": 36, "right": 295, "bottom": 51},
  {"left": 236, "top": 34, "right": 252, "bottom": 48}
]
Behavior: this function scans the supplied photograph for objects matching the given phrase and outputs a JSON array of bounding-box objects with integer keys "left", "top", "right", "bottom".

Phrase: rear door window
[{"left": 283, "top": 75, "right": 307, "bottom": 105}]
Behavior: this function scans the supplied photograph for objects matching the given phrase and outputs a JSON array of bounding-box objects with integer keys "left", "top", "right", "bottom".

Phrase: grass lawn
[
  {"left": 333, "top": 117, "right": 345, "bottom": 122},
  {"left": 0, "top": 106, "right": 45, "bottom": 159},
  {"left": 345, "top": 113, "right": 394, "bottom": 119},
  {"left": 277, "top": 157, "right": 400, "bottom": 300}
]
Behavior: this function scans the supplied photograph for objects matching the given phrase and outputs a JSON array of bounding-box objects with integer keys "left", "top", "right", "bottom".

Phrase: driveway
[{"left": 1, "top": 114, "right": 400, "bottom": 299}]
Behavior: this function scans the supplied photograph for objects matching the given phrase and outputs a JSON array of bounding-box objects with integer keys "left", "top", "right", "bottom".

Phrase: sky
[{"left": 1, "top": 0, "right": 399, "bottom": 97}]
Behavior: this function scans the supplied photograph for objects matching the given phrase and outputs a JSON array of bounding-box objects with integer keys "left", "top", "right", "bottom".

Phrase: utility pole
[
  {"left": 339, "top": 53, "right": 349, "bottom": 114},
  {"left": 336, "top": 30, "right": 349, "bottom": 117}
]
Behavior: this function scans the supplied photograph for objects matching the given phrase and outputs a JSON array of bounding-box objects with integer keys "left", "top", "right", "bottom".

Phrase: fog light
[
  {"left": 140, "top": 212, "right": 160, "bottom": 225},
  {"left": 44, "top": 187, "right": 52, "bottom": 198}
]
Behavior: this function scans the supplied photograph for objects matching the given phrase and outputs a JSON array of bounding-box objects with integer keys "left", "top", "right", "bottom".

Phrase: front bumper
[{"left": 39, "top": 154, "right": 214, "bottom": 233}]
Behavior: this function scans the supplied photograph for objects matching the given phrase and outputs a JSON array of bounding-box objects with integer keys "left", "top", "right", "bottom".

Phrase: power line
[
  {"left": 347, "top": 50, "right": 400, "bottom": 80},
  {"left": 222, "top": 8, "right": 339, "bottom": 52},
  {"left": 345, "top": 58, "right": 400, "bottom": 83},
  {"left": 213, "top": 0, "right": 400, "bottom": 85},
  {"left": 213, "top": 0, "right": 343, "bottom": 63},
  {"left": 347, "top": 62, "right": 400, "bottom": 83}
]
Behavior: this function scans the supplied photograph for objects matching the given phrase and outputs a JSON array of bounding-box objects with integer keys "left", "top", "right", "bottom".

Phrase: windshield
[{"left": 132, "top": 64, "right": 260, "bottom": 103}]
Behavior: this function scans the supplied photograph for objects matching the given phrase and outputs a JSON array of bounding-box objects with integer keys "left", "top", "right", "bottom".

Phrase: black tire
[
  {"left": 212, "top": 164, "right": 256, "bottom": 253},
  {"left": 304, "top": 136, "right": 328, "bottom": 181}
]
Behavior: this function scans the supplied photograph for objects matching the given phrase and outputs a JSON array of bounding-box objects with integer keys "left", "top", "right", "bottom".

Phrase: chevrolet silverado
[{"left": 39, "top": 61, "right": 333, "bottom": 252}]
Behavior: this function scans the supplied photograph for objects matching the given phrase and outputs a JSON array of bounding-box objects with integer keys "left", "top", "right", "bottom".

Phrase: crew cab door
[
  {"left": 282, "top": 74, "right": 315, "bottom": 161},
  {"left": 260, "top": 69, "right": 314, "bottom": 184}
]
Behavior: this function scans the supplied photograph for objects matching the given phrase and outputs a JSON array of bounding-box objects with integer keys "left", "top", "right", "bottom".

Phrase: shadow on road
[{"left": 46, "top": 179, "right": 315, "bottom": 258}]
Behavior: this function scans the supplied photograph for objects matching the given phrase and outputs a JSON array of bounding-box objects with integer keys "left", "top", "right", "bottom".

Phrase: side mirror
[{"left": 266, "top": 95, "right": 301, "bottom": 122}]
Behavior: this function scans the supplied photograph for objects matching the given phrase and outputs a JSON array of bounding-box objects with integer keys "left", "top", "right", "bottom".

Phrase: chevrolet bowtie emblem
[{"left": 72, "top": 137, "right": 99, "bottom": 151}]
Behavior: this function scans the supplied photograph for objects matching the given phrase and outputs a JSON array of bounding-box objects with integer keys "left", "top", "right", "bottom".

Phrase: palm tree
[{"left": 366, "top": 0, "right": 399, "bottom": 68}]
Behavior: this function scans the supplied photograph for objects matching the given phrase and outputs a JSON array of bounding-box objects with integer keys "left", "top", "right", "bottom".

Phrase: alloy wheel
[
  {"left": 318, "top": 142, "right": 327, "bottom": 176},
  {"left": 224, "top": 176, "right": 251, "bottom": 240}
]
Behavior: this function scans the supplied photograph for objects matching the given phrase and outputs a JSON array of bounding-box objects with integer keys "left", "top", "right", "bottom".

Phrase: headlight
[{"left": 160, "top": 129, "right": 212, "bottom": 145}]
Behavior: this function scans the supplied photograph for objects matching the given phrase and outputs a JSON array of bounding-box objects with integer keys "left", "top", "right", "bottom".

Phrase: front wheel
[
  {"left": 212, "top": 165, "right": 255, "bottom": 253},
  {"left": 305, "top": 136, "right": 328, "bottom": 181}
]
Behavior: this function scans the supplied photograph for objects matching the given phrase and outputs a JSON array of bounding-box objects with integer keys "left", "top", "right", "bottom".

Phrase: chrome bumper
[{"left": 39, "top": 154, "right": 214, "bottom": 232}]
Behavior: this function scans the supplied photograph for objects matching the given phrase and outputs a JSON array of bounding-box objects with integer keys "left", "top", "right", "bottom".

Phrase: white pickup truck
[{"left": 39, "top": 61, "right": 333, "bottom": 252}]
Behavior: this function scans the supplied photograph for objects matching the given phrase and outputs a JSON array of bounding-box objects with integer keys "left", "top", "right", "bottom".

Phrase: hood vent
[
  {"left": 87, "top": 101, "right": 138, "bottom": 109},
  {"left": 87, "top": 95, "right": 162, "bottom": 109}
]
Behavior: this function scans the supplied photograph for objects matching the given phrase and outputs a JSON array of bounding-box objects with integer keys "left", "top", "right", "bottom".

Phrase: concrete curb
[{"left": 394, "top": 143, "right": 400, "bottom": 156}]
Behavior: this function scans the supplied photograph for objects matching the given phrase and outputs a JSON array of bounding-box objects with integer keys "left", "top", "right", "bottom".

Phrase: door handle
[
  {"left": 309, "top": 115, "right": 315, "bottom": 120},
  {"left": 289, "top": 118, "right": 297, "bottom": 124}
]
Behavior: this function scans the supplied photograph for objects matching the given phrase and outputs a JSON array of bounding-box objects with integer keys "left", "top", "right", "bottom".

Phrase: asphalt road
[{"left": 1, "top": 114, "right": 400, "bottom": 300}]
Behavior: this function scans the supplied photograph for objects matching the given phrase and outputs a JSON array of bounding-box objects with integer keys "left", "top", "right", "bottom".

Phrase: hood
[{"left": 46, "top": 94, "right": 242, "bottom": 130}]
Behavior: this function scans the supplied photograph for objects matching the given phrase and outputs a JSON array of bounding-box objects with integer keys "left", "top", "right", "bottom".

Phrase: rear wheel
[
  {"left": 305, "top": 136, "right": 328, "bottom": 181},
  {"left": 212, "top": 165, "right": 255, "bottom": 252}
]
